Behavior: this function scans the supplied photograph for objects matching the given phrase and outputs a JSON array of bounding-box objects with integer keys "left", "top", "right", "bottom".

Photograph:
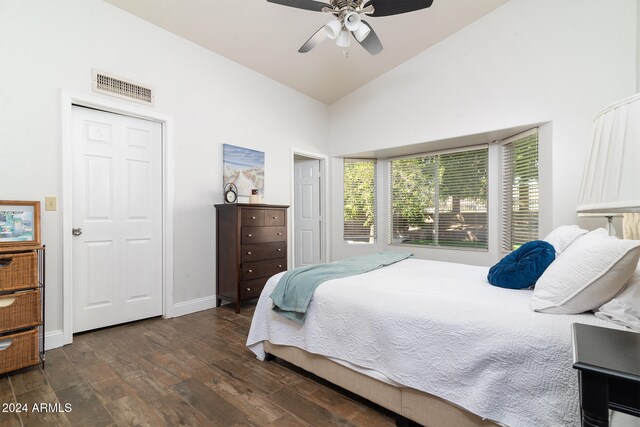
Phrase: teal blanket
[{"left": 270, "top": 251, "right": 413, "bottom": 323}]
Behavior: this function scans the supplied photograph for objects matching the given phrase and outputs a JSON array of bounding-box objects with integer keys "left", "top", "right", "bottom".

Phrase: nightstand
[{"left": 572, "top": 323, "right": 640, "bottom": 427}]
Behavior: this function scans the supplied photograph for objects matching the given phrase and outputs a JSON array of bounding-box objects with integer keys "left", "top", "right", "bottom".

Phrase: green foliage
[
  {"left": 390, "top": 149, "right": 488, "bottom": 228},
  {"left": 343, "top": 160, "right": 375, "bottom": 227},
  {"left": 391, "top": 157, "right": 436, "bottom": 227},
  {"left": 438, "top": 150, "right": 488, "bottom": 204}
]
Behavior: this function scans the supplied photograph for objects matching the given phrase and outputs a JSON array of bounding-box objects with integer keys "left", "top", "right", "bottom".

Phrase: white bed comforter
[{"left": 246, "top": 258, "right": 621, "bottom": 427}]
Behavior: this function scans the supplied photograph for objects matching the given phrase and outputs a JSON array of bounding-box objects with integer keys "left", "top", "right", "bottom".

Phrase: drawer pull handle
[
  {"left": 251, "top": 216, "right": 256, "bottom": 220},
  {"left": 0, "top": 339, "right": 13, "bottom": 351},
  {"left": 277, "top": 249, "right": 282, "bottom": 252},
  {"left": 278, "top": 265, "right": 282, "bottom": 268},
  {"left": 247, "top": 251, "right": 252, "bottom": 255},
  {"left": 277, "top": 232, "right": 282, "bottom": 236},
  {"left": 0, "top": 297, "right": 16, "bottom": 308},
  {"left": 272, "top": 216, "right": 278, "bottom": 220},
  {"left": 247, "top": 234, "right": 252, "bottom": 237},
  {"left": 246, "top": 288, "right": 251, "bottom": 292},
  {"left": 0, "top": 258, "right": 14, "bottom": 269},
  {"left": 248, "top": 269, "right": 253, "bottom": 273}
]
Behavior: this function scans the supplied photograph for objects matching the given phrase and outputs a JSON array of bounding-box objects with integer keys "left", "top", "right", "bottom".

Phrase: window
[
  {"left": 343, "top": 159, "right": 377, "bottom": 243},
  {"left": 389, "top": 147, "right": 488, "bottom": 249},
  {"left": 501, "top": 129, "right": 539, "bottom": 251}
]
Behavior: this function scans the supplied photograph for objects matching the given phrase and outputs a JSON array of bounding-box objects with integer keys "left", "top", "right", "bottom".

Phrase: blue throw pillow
[{"left": 487, "top": 240, "right": 556, "bottom": 289}]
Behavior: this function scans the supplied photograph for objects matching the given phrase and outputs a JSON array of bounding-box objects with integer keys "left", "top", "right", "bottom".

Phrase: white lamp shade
[
  {"left": 344, "top": 12, "right": 361, "bottom": 32},
  {"left": 324, "top": 19, "right": 341, "bottom": 40},
  {"left": 336, "top": 30, "right": 351, "bottom": 48},
  {"left": 353, "top": 23, "right": 371, "bottom": 42},
  {"left": 577, "top": 93, "right": 640, "bottom": 214}
]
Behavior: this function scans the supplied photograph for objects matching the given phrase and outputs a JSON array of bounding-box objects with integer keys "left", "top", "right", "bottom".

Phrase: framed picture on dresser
[
  {"left": 222, "top": 144, "right": 265, "bottom": 198},
  {"left": 0, "top": 200, "right": 41, "bottom": 247}
]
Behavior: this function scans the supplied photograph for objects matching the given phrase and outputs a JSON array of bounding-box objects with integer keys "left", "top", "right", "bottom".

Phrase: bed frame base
[
  {"left": 263, "top": 342, "right": 498, "bottom": 427},
  {"left": 395, "top": 415, "right": 423, "bottom": 427}
]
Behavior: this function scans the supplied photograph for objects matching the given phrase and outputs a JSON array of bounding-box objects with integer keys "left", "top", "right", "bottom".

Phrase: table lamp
[{"left": 577, "top": 93, "right": 640, "bottom": 236}]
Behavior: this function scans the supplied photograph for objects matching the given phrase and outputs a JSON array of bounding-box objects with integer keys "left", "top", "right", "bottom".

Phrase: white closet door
[
  {"left": 294, "top": 158, "right": 321, "bottom": 266},
  {"left": 71, "top": 106, "right": 162, "bottom": 333}
]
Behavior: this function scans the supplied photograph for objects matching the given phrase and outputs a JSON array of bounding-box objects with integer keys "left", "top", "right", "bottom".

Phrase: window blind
[
  {"left": 343, "top": 159, "right": 377, "bottom": 243},
  {"left": 389, "top": 147, "right": 488, "bottom": 249},
  {"left": 501, "top": 129, "right": 539, "bottom": 251}
]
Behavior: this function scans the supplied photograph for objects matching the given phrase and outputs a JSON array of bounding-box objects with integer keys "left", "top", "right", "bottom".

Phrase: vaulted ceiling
[{"left": 104, "top": 0, "right": 509, "bottom": 104}]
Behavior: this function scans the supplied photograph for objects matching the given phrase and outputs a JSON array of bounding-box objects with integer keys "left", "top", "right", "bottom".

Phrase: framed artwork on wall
[
  {"left": 0, "top": 200, "right": 41, "bottom": 247},
  {"left": 223, "top": 144, "right": 265, "bottom": 198}
]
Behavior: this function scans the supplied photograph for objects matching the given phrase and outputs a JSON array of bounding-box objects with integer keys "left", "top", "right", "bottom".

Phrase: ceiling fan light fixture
[
  {"left": 324, "top": 19, "right": 341, "bottom": 39},
  {"left": 353, "top": 23, "right": 371, "bottom": 42},
  {"left": 344, "top": 11, "right": 362, "bottom": 31},
  {"left": 269, "top": 0, "right": 434, "bottom": 55},
  {"left": 336, "top": 30, "right": 351, "bottom": 47}
]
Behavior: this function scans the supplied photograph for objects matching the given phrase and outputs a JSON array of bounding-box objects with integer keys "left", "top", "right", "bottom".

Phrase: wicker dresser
[
  {"left": 0, "top": 245, "right": 44, "bottom": 374},
  {"left": 215, "top": 204, "right": 288, "bottom": 313}
]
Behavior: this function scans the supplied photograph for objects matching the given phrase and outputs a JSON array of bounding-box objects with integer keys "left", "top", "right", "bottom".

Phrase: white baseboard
[
  {"left": 168, "top": 295, "right": 216, "bottom": 318},
  {"left": 44, "top": 330, "right": 65, "bottom": 350}
]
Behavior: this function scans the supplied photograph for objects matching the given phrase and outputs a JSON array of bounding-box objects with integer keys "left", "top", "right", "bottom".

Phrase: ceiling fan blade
[
  {"left": 356, "top": 21, "right": 383, "bottom": 55},
  {"left": 363, "top": 0, "right": 434, "bottom": 17},
  {"left": 267, "top": 0, "right": 331, "bottom": 12},
  {"left": 298, "top": 26, "right": 328, "bottom": 53}
]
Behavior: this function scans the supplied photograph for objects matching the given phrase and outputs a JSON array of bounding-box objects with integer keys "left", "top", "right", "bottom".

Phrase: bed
[{"left": 246, "top": 257, "right": 622, "bottom": 426}]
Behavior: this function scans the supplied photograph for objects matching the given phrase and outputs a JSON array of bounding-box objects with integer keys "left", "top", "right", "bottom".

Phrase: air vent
[{"left": 92, "top": 70, "right": 155, "bottom": 106}]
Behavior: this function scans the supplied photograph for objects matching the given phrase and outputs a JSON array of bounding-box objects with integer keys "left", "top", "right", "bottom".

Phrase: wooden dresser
[
  {"left": 0, "top": 245, "right": 44, "bottom": 374},
  {"left": 215, "top": 204, "right": 288, "bottom": 313}
]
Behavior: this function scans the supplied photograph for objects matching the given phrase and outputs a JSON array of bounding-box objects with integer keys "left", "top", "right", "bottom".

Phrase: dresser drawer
[
  {"left": 242, "top": 258, "right": 286, "bottom": 280},
  {"left": 264, "top": 209, "right": 285, "bottom": 226},
  {"left": 241, "top": 242, "right": 286, "bottom": 262},
  {"left": 0, "top": 328, "right": 39, "bottom": 375},
  {"left": 242, "top": 226, "right": 286, "bottom": 244},
  {"left": 0, "top": 251, "right": 38, "bottom": 292},
  {"left": 0, "top": 290, "right": 41, "bottom": 333},
  {"left": 241, "top": 209, "right": 265, "bottom": 226},
  {"left": 240, "top": 277, "right": 270, "bottom": 300}
]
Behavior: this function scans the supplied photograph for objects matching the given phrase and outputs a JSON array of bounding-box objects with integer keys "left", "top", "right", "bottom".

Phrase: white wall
[
  {"left": 329, "top": 0, "right": 636, "bottom": 265},
  {"left": 0, "top": 0, "right": 329, "bottom": 339},
  {"left": 638, "top": 0, "right": 640, "bottom": 90}
]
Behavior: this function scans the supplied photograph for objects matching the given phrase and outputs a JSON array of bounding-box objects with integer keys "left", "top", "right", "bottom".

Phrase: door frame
[
  {"left": 60, "top": 90, "right": 174, "bottom": 345},
  {"left": 290, "top": 148, "right": 329, "bottom": 266}
]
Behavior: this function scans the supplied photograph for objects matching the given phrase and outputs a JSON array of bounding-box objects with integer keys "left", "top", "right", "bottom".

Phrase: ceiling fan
[{"left": 267, "top": 0, "right": 434, "bottom": 55}]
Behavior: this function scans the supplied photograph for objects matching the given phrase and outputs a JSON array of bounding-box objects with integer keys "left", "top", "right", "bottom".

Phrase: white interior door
[
  {"left": 71, "top": 106, "right": 162, "bottom": 333},
  {"left": 294, "top": 157, "right": 321, "bottom": 267}
]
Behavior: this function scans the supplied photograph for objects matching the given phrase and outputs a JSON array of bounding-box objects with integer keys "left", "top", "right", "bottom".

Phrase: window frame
[
  {"left": 500, "top": 128, "right": 540, "bottom": 253},
  {"left": 387, "top": 144, "right": 489, "bottom": 251}
]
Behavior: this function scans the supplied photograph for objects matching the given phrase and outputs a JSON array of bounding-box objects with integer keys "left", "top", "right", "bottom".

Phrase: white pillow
[
  {"left": 543, "top": 225, "right": 588, "bottom": 255},
  {"left": 531, "top": 229, "right": 640, "bottom": 314},
  {"left": 595, "top": 265, "right": 640, "bottom": 331}
]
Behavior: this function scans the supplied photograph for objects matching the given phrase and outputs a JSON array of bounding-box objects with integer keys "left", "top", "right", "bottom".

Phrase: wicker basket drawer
[
  {"left": 0, "top": 251, "right": 38, "bottom": 292},
  {"left": 0, "top": 290, "right": 41, "bottom": 333},
  {"left": 0, "top": 329, "right": 39, "bottom": 375}
]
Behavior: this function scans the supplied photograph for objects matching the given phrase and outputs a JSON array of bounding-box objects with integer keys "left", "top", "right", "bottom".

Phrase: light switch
[{"left": 45, "top": 197, "right": 57, "bottom": 211}]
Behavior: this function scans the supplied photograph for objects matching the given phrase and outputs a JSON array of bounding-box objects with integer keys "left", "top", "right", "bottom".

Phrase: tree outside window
[{"left": 343, "top": 159, "right": 376, "bottom": 243}]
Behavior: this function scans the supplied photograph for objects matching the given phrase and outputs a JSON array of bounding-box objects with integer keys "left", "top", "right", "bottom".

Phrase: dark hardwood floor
[{"left": 1, "top": 304, "right": 395, "bottom": 426}]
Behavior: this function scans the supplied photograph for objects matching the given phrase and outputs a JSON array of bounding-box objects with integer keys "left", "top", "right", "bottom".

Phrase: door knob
[{"left": 72, "top": 228, "right": 83, "bottom": 236}]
